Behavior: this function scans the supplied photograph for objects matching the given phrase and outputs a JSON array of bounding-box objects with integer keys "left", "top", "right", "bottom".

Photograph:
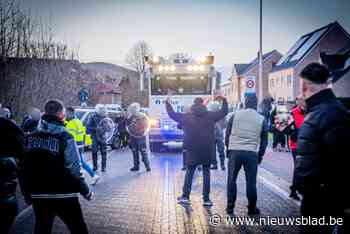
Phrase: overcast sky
[{"left": 22, "top": 0, "right": 350, "bottom": 67}]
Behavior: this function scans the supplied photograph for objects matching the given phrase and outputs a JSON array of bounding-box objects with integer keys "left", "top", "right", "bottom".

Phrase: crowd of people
[{"left": 0, "top": 62, "right": 349, "bottom": 234}]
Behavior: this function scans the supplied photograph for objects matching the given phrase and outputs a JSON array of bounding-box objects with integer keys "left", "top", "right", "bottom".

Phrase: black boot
[
  {"left": 130, "top": 167, "right": 139, "bottom": 172},
  {"left": 248, "top": 206, "right": 261, "bottom": 216},
  {"left": 101, "top": 151, "right": 107, "bottom": 172}
]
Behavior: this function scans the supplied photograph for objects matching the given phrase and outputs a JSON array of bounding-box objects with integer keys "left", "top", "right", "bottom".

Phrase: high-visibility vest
[{"left": 65, "top": 118, "right": 86, "bottom": 143}]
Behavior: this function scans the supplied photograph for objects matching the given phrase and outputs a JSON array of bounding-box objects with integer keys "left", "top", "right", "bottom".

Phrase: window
[
  {"left": 276, "top": 77, "right": 280, "bottom": 87},
  {"left": 270, "top": 78, "right": 274, "bottom": 88}
]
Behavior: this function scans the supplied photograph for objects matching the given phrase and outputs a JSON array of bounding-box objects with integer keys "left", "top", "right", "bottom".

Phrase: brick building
[
  {"left": 224, "top": 50, "right": 282, "bottom": 106},
  {"left": 269, "top": 21, "right": 350, "bottom": 102}
]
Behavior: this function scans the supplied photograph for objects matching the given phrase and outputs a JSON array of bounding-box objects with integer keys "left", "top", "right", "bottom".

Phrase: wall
[
  {"left": 332, "top": 72, "right": 350, "bottom": 98},
  {"left": 268, "top": 67, "right": 294, "bottom": 101},
  {"left": 294, "top": 24, "right": 350, "bottom": 97},
  {"left": 0, "top": 58, "right": 88, "bottom": 121},
  {"left": 243, "top": 51, "right": 282, "bottom": 99}
]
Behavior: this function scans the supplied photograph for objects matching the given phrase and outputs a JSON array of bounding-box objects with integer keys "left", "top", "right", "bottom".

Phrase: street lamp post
[{"left": 258, "top": 0, "right": 263, "bottom": 103}]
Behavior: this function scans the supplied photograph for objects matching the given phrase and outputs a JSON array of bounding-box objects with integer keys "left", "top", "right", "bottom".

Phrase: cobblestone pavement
[{"left": 12, "top": 147, "right": 301, "bottom": 234}]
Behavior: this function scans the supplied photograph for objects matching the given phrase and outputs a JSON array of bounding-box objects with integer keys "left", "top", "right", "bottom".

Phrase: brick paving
[{"left": 12, "top": 148, "right": 300, "bottom": 234}]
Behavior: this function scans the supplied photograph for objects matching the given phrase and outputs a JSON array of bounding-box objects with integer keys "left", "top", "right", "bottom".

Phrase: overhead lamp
[
  {"left": 199, "top": 65, "right": 205, "bottom": 71},
  {"left": 153, "top": 56, "right": 159, "bottom": 63},
  {"left": 187, "top": 65, "right": 193, "bottom": 71},
  {"left": 164, "top": 65, "right": 169, "bottom": 71},
  {"left": 158, "top": 65, "right": 164, "bottom": 71},
  {"left": 170, "top": 65, "right": 176, "bottom": 71},
  {"left": 193, "top": 65, "right": 199, "bottom": 71}
]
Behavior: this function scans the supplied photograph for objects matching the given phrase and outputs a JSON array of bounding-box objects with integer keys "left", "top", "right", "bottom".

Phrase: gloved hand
[{"left": 83, "top": 190, "right": 94, "bottom": 201}]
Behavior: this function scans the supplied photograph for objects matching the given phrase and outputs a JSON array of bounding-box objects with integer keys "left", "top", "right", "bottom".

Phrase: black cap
[
  {"left": 245, "top": 94, "right": 258, "bottom": 110},
  {"left": 300, "top": 63, "right": 330, "bottom": 84}
]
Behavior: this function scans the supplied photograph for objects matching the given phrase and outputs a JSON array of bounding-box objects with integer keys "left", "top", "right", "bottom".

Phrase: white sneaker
[{"left": 91, "top": 175, "right": 100, "bottom": 185}]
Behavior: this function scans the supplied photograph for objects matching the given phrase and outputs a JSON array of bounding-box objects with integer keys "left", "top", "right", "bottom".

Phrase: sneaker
[
  {"left": 90, "top": 175, "right": 100, "bottom": 185},
  {"left": 203, "top": 199, "right": 213, "bottom": 207},
  {"left": 146, "top": 168, "right": 151, "bottom": 172},
  {"left": 210, "top": 165, "right": 218, "bottom": 170},
  {"left": 248, "top": 207, "right": 261, "bottom": 216},
  {"left": 181, "top": 167, "right": 186, "bottom": 171},
  {"left": 289, "top": 191, "right": 300, "bottom": 201},
  {"left": 177, "top": 196, "right": 190, "bottom": 205},
  {"left": 130, "top": 167, "right": 139, "bottom": 172}
]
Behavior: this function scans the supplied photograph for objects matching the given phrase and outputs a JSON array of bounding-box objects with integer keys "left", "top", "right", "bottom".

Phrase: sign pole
[{"left": 258, "top": 0, "right": 263, "bottom": 103}]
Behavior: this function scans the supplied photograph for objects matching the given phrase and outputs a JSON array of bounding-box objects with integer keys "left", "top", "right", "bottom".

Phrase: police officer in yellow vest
[{"left": 65, "top": 107, "right": 100, "bottom": 185}]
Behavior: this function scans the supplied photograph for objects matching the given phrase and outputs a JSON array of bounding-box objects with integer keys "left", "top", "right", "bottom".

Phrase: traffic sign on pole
[{"left": 245, "top": 76, "right": 256, "bottom": 94}]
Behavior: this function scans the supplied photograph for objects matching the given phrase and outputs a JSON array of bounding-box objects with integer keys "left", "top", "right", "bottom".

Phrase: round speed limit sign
[{"left": 246, "top": 79, "right": 255, "bottom": 89}]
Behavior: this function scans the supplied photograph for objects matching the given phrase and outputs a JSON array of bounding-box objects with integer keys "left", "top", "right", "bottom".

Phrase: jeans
[
  {"left": 212, "top": 139, "right": 225, "bottom": 166},
  {"left": 131, "top": 143, "right": 150, "bottom": 170},
  {"left": 91, "top": 136, "right": 107, "bottom": 171},
  {"left": 78, "top": 147, "right": 95, "bottom": 177},
  {"left": 182, "top": 164, "right": 210, "bottom": 200},
  {"left": 32, "top": 198, "right": 88, "bottom": 234},
  {"left": 227, "top": 150, "right": 258, "bottom": 209},
  {"left": 0, "top": 196, "right": 17, "bottom": 234}
]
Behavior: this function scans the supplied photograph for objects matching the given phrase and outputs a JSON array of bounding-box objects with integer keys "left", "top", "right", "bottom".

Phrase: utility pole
[{"left": 258, "top": 0, "right": 263, "bottom": 103}]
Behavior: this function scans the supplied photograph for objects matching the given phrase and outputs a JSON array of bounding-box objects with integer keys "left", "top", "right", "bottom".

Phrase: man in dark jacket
[
  {"left": 127, "top": 103, "right": 151, "bottom": 172},
  {"left": 86, "top": 105, "right": 109, "bottom": 172},
  {"left": 295, "top": 63, "right": 350, "bottom": 234},
  {"left": 166, "top": 96, "right": 228, "bottom": 206},
  {"left": 225, "top": 94, "right": 268, "bottom": 216},
  {"left": 0, "top": 108, "right": 25, "bottom": 234},
  {"left": 21, "top": 99, "right": 92, "bottom": 234}
]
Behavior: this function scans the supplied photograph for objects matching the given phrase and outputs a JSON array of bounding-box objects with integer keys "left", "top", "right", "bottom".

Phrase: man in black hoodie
[
  {"left": 166, "top": 96, "right": 228, "bottom": 206},
  {"left": 0, "top": 108, "right": 25, "bottom": 234}
]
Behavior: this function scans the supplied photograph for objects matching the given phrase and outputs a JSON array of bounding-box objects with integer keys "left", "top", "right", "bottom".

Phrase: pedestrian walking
[
  {"left": 127, "top": 103, "right": 151, "bottom": 172},
  {"left": 0, "top": 108, "right": 25, "bottom": 234},
  {"left": 295, "top": 63, "right": 350, "bottom": 234},
  {"left": 225, "top": 94, "right": 268, "bottom": 216},
  {"left": 65, "top": 107, "right": 100, "bottom": 185},
  {"left": 20, "top": 99, "right": 93, "bottom": 234},
  {"left": 166, "top": 96, "right": 228, "bottom": 206},
  {"left": 86, "top": 104, "right": 111, "bottom": 172},
  {"left": 207, "top": 101, "right": 227, "bottom": 171}
]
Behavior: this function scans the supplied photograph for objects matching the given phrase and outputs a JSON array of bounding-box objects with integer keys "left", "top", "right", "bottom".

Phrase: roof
[
  {"left": 329, "top": 42, "right": 350, "bottom": 83},
  {"left": 233, "top": 49, "right": 280, "bottom": 76},
  {"left": 272, "top": 21, "right": 347, "bottom": 72},
  {"left": 95, "top": 83, "right": 121, "bottom": 94},
  {"left": 234, "top": 64, "right": 249, "bottom": 75}
]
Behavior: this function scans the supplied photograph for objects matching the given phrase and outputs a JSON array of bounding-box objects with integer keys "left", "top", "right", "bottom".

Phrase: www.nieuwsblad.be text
[{"left": 209, "top": 214, "right": 343, "bottom": 227}]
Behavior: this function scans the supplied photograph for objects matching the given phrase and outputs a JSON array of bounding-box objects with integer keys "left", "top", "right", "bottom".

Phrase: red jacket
[{"left": 289, "top": 106, "right": 305, "bottom": 150}]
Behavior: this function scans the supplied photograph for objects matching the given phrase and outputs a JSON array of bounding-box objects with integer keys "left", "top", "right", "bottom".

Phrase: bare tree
[{"left": 125, "top": 40, "right": 153, "bottom": 74}]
